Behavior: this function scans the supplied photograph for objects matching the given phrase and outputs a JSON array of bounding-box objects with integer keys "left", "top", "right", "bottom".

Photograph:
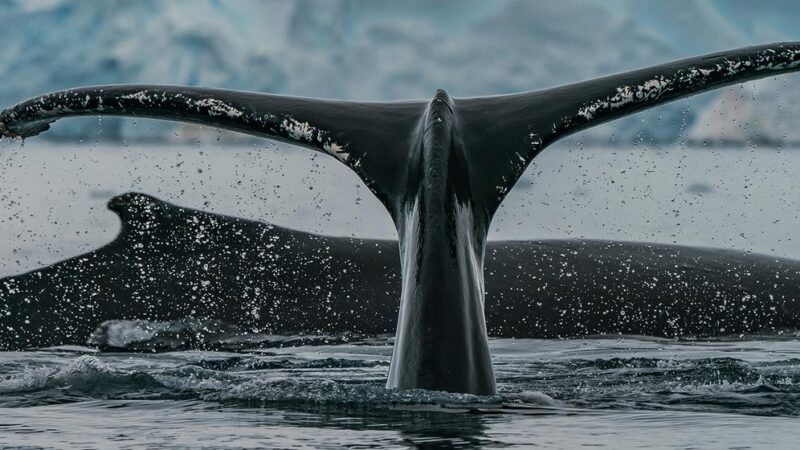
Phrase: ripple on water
[{"left": 2, "top": 335, "right": 800, "bottom": 447}]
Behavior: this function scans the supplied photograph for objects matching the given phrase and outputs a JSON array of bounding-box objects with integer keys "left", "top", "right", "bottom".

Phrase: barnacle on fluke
[{"left": 2, "top": 43, "right": 800, "bottom": 395}]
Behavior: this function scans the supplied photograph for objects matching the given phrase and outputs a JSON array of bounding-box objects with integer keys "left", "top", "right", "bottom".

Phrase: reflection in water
[{"left": 277, "top": 405, "right": 494, "bottom": 448}]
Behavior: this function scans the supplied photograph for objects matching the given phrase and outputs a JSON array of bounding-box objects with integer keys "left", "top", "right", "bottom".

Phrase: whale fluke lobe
[
  {"left": 3, "top": 43, "right": 800, "bottom": 394},
  {"left": 0, "top": 85, "right": 425, "bottom": 210},
  {"left": 455, "top": 42, "right": 800, "bottom": 210}
]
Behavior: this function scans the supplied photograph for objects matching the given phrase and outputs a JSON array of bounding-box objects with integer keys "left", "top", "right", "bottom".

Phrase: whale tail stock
[{"left": 2, "top": 42, "right": 800, "bottom": 394}]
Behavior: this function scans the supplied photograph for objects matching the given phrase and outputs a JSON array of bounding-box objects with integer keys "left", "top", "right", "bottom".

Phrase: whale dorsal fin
[{"left": 2, "top": 43, "right": 800, "bottom": 217}]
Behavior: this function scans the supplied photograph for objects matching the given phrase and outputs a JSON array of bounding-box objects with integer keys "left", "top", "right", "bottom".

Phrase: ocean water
[
  {"left": 2, "top": 334, "right": 800, "bottom": 448},
  {"left": 3, "top": 142, "right": 800, "bottom": 448}
]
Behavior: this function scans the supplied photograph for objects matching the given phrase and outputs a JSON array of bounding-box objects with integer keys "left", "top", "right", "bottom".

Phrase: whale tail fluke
[{"left": 4, "top": 43, "right": 799, "bottom": 218}]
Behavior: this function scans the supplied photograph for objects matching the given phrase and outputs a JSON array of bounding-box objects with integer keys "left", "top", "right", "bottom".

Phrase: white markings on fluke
[
  {"left": 322, "top": 141, "right": 349, "bottom": 162},
  {"left": 122, "top": 91, "right": 245, "bottom": 119},
  {"left": 111, "top": 91, "right": 349, "bottom": 162},
  {"left": 0, "top": 88, "right": 351, "bottom": 164},
  {"left": 574, "top": 46, "right": 800, "bottom": 122},
  {"left": 280, "top": 116, "right": 350, "bottom": 163},
  {"left": 194, "top": 98, "right": 244, "bottom": 118},
  {"left": 281, "top": 117, "right": 315, "bottom": 141},
  {"left": 119, "top": 90, "right": 151, "bottom": 103}
]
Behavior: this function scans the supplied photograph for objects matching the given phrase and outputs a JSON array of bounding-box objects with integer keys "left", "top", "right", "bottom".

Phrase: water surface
[{"left": 2, "top": 335, "right": 800, "bottom": 448}]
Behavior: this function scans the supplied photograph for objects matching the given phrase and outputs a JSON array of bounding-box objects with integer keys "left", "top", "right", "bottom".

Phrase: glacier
[{"left": 0, "top": 0, "right": 797, "bottom": 143}]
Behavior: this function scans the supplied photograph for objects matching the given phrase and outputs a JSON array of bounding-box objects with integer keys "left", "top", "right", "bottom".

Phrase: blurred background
[{"left": 1, "top": 0, "right": 800, "bottom": 275}]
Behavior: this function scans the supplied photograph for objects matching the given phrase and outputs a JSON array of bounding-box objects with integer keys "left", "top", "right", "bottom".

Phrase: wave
[{"left": 2, "top": 343, "right": 800, "bottom": 416}]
